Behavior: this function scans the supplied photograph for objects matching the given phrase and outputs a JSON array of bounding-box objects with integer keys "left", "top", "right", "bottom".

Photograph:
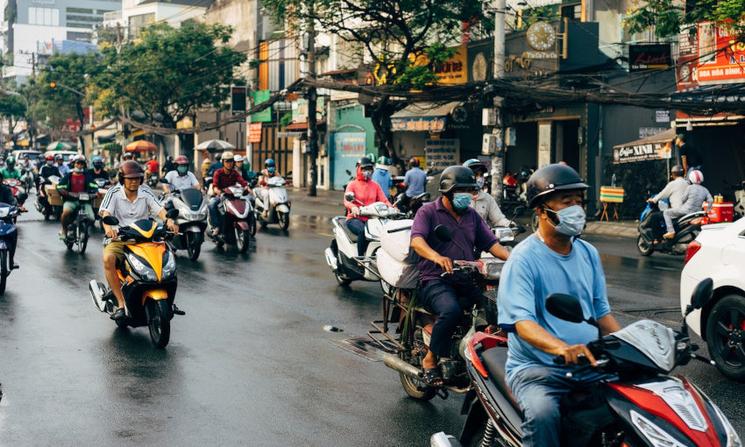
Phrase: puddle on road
[{"left": 331, "top": 336, "right": 397, "bottom": 362}]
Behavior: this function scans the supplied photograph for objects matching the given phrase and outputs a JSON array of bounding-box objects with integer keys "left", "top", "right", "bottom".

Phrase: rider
[
  {"left": 643, "top": 165, "right": 687, "bottom": 240},
  {"left": 162, "top": 155, "right": 175, "bottom": 176},
  {"left": 401, "top": 157, "right": 427, "bottom": 209},
  {"left": 257, "top": 158, "right": 281, "bottom": 214},
  {"left": 57, "top": 155, "right": 98, "bottom": 240},
  {"left": 38, "top": 154, "right": 61, "bottom": 189},
  {"left": 372, "top": 156, "right": 393, "bottom": 201},
  {"left": 100, "top": 161, "right": 178, "bottom": 321},
  {"left": 207, "top": 153, "right": 223, "bottom": 178},
  {"left": 208, "top": 151, "right": 249, "bottom": 235},
  {"left": 1, "top": 156, "right": 22, "bottom": 180},
  {"left": 343, "top": 157, "right": 391, "bottom": 257},
  {"left": 89, "top": 156, "right": 110, "bottom": 182},
  {"left": 55, "top": 154, "right": 71, "bottom": 177},
  {"left": 463, "top": 159, "right": 511, "bottom": 227},
  {"left": 410, "top": 165, "right": 511, "bottom": 385},
  {"left": 235, "top": 155, "right": 257, "bottom": 185},
  {"left": 663, "top": 169, "right": 712, "bottom": 239},
  {"left": 497, "top": 164, "right": 621, "bottom": 447},
  {"left": 0, "top": 171, "right": 21, "bottom": 268},
  {"left": 164, "top": 155, "right": 199, "bottom": 193},
  {"left": 145, "top": 155, "right": 160, "bottom": 179}
]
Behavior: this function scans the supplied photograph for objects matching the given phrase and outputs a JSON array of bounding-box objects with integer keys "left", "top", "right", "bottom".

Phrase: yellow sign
[{"left": 373, "top": 45, "right": 468, "bottom": 86}]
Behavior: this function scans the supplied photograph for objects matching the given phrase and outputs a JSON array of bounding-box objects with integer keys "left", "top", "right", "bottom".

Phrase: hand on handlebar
[
  {"left": 434, "top": 255, "right": 453, "bottom": 274},
  {"left": 166, "top": 219, "right": 179, "bottom": 233},
  {"left": 105, "top": 226, "right": 118, "bottom": 239},
  {"left": 351, "top": 206, "right": 360, "bottom": 217},
  {"left": 553, "top": 344, "right": 597, "bottom": 366}
]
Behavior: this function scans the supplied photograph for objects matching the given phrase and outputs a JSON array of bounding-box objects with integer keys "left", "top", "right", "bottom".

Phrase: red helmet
[
  {"left": 118, "top": 160, "right": 144, "bottom": 184},
  {"left": 45, "top": 154, "right": 54, "bottom": 161},
  {"left": 174, "top": 155, "right": 189, "bottom": 165}
]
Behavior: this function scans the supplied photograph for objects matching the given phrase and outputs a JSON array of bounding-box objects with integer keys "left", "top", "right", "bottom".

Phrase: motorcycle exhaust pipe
[{"left": 383, "top": 353, "right": 423, "bottom": 379}]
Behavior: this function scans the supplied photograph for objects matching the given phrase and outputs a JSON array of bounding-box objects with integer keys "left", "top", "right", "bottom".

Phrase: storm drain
[{"left": 331, "top": 336, "right": 398, "bottom": 361}]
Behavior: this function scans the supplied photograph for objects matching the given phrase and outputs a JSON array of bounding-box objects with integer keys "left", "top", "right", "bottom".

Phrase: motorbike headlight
[
  {"left": 162, "top": 250, "right": 176, "bottom": 279},
  {"left": 711, "top": 402, "right": 742, "bottom": 447},
  {"left": 630, "top": 410, "right": 686, "bottom": 447},
  {"left": 126, "top": 253, "right": 157, "bottom": 282}
]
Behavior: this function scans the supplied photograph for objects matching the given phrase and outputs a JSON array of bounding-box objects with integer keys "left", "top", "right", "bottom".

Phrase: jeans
[
  {"left": 508, "top": 366, "right": 603, "bottom": 447},
  {"left": 663, "top": 208, "right": 687, "bottom": 233},
  {"left": 208, "top": 197, "right": 222, "bottom": 228},
  {"left": 346, "top": 218, "right": 366, "bottom": 256},
  {"left": 419, "top": 279, "right": 483, "bottom": 358}
]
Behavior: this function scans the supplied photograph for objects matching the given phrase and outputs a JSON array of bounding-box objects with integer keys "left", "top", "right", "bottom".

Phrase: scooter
[
  {"left": 433, "top": 279, "right": 740, "bottom": 447},
  {"left": 36, "top": 175, "right": 61, "bottom": 221},
  {"left": 0, "top": 203, "right": 20, "bottom": 295},
  {"left": 207, "top": 184, "right": 256, "bottom": 253},
  {"left": 20, "top": 168, "right": 35, "bottom": 194},
  {"left": 637, "top": 201, "right": 705, "bottom": 256},
  {"left": 164, "top": 186, "right": 208, "bottom": 261},
  {"left": 255, "top": 175, "right": 291, "bottom": 231},
  {"left": 324, "top": 192, "right": 403, "bottom": 286},
  {"left": 147, "top": 173, "right": 159, "bottom": 188},
  {"left": 88, "top": 211, "right": 183, "bottom": 348},
  {"left": 63, "top": 191, "right": 96, "bottom": 254},
  {"left": 392, "top": 192, "right": 430, "bottom": 218}
]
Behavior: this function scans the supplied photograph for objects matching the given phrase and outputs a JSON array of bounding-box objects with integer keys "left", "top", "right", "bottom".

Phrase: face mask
[
  {"left": 476, "top": 177, "right": 485, "bottom": 189},
  {"left": 46, "top": 161, "right": 53, "bottom": 166},
  {"left": 545, "top": 204, "right": 586, "bottom": 237},
  {"left": 452, "top": 192, "right": 472, "bottom": 214},
  {"left": 362, "top": 170, "right": 373, "bottom": 180},
  {"left": 73, "top": 168, "right": 84, "bottom": 173},
  {"left": 177, "top": 166, "right": 188, "bottom": 175}
]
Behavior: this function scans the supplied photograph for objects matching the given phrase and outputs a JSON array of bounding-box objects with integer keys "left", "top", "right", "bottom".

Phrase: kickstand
[{"left": 173, "top": 304, "right": 186, "bottom": 316}]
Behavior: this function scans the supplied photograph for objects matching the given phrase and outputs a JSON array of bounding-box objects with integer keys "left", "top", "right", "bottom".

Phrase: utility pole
[
  {"left": 490, "top": 0, "right": 506, "bottom": 203},
  {"left": 303, "top": 1, "right": 319, "bottom": 197}
]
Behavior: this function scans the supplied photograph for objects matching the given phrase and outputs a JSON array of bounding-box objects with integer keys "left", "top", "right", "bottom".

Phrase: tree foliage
[
  {"left": 0, "top": 91, "right": 26, "bottom": 134},
  {"left": 625, "top": 0, "right": 745, "bottom": 38}
]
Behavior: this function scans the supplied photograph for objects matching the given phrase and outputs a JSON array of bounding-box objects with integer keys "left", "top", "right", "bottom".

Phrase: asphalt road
[{"left": 0, "top": 192, "right": 741, "bottom": 446}]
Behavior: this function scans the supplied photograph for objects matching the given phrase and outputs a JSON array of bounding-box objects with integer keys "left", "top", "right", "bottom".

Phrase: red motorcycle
[
  {"left": 207, "top": 184, "right": 256, "bottom": 253},
  {"left": 432, "top": 279, "right": 740, "bottom": 447}
]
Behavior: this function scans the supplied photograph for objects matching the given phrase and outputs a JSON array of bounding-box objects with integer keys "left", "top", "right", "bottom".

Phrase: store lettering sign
[
  {"left": 333, "top": 132, "right": 366, "bottom": 158},
  {"left": 391, "top": 117, "right": 446, "bottom": 132},
  {"left": 425, "top": 139, "right": 460, "bottom": 171},
  {"left": 613, "top": 143, "right": 671, "bottom": 164}
]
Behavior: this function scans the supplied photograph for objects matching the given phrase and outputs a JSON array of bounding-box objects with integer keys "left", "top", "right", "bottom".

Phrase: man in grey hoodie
[{"left": 663, "top": 169, "right": 712, "bottom": 239}]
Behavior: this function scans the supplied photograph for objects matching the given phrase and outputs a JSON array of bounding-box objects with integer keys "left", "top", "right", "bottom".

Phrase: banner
[
  {"left": 251, "top": 90, "right": 272, "bottom": 123},
  {"left": 612, "top": 142, "right": 672, "bottom": 164},
  {"left": 248, "top": 123, "right": 262, "bottom": 144},
  {"left": 677, "top": 22, "right": 745, "bottom": 88}
]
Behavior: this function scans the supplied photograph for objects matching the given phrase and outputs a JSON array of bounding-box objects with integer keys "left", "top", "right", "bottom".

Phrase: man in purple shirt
[{"left": 410, "top": 165, "right": 510, "bottom": 386}]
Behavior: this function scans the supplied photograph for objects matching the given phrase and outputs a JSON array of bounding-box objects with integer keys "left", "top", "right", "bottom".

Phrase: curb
[{"left": 583, "top": 222, "right": 638, "bottom": 239}]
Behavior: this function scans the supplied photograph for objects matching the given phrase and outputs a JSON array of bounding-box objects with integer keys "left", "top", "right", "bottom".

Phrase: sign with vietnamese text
[
  {"left": 629, "top": 44, "right": 671, "bottom": 71},
  {"left": 248, "top": 123, "right": 262, "bottom": 144},
  {"left": 333, "top": 132, "right": 366, "bottom": 189},
  {"left": 251, "top": 90, "right": 272, "bottom": 123},
  {"left": 613, "top": 142, "right": 672, "bottom": 164},
  {"left": 391, "top": 116, "right": 446, "bottom": 132},
  {"left": 425, "top": 139, "right": 460, "bottom": 171}
]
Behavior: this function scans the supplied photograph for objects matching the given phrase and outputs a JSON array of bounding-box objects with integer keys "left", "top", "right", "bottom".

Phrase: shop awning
[
  {"left": 612, "top": 128, "right": 676, "bottom": 164},
  {"left": 391, "top": 102, "right": 459, "bottom": 132}
]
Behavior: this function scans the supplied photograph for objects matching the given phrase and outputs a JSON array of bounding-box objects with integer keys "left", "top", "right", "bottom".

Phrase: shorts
[
  {"left": 103, "top": 240, "right": 129, "bottom": 261},
  {"left": 63, "top": 201, "right": 79, "bottom": 213}
]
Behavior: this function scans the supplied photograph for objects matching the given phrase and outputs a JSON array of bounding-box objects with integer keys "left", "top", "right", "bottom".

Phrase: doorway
[{"left": 554, "top": 120, "right": 580, "bottom": 170}]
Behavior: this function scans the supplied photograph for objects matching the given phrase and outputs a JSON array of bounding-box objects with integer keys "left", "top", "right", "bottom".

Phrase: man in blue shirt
[
  {"left": 403, "top": 157, "right": 426, "bottom": 198},
  {"left": 498, "top": 164, "right": 621, "bottom": 447},
  {"left": 371, "top": 156, "right": 393, "bottom": 200}
]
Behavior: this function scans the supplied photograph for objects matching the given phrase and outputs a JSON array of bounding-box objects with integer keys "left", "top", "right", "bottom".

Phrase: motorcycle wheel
[
  {"left": 248, "top": 213, "right": 257, "bottom": 237},
  {"left": 278, "top": 212, "right": 290, "bottom": 231},
  {"left": 706, "top": 295, "right": 745, "bottom": 381},
  {"left": 636, "top": 235, "right": 654, "bottom": 256},
  {"left": 77, "top": 222, "right": 89, "bottom": 254},
  {"left": 186, "top": 233, "right": 202, "bottom": 261},
  {"left": 0, "top": 249, "right": 8, "bottom": 295},
  {"left": 235, "top": 227, "right": 250, "bottom": 253},
  {"left": 334, "top": 270, "right": 351, "bottom": 286},
  {"left": 145, "top": 299, "right": 171, "bottom": 348},
  {"left": 398, "top": 348, "right": 436, "bottom": 401}
]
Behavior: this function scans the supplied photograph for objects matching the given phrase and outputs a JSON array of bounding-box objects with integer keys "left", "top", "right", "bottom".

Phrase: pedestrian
[{"left": 675, "top": 134, "right": 703, "bottom": 174}]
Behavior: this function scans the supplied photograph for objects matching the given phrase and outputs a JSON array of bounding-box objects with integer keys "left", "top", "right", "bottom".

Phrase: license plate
[{"left": 79, "top": 193, "right": 89, "bottom": 200}]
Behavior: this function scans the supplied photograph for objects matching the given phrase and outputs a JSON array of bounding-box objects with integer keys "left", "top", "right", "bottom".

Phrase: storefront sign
[
  {"left": 391, "top": 116, "right": 446, "bottom": 132},
  {"left": 655, "top": 110, "right": 670, "bottom": 123},
  {"left": 425, "top": 139, "right": 460, "bottom": 171},
  {"left": 613, "top": 143, "right": 672, "bottom": 164},
  {"left": 373, "top": 45, "right": 468, "bottom": 86},
  {"left": 677, "top": 22, "right": 745, "bottom": 87},
  {"left": 251, "top": 90, "right": 272, "bottom": 123},
  {"left": 638, "top": 127, "right": 667, "bottom": 138},
  {"left": 332, "top": 132, "right": 366, "bottom": 189},
  {"left": 629, "top": 44, "right": 671, "bottom": 71},
  {"left": 248, "top": 123, "right": 262, "bottom": 143}
]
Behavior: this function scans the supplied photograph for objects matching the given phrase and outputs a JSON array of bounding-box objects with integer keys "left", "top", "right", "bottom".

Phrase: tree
[
  {"left": 95, "top": 22, "right": 246, "bottom": 129},
  {"left": 262, "top": 0, "right": 486, "bottom": 160},
  {"left": 0, "top": 93, "right": 26, "bottom": 138},
  {"left": 625, "top": 0, "right": 745, "bottom": 38}
]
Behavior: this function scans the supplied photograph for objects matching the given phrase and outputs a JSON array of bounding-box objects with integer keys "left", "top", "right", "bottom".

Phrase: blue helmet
[
  {"left": 92, "top": 156, "right": 104, "bottom": 169},
  {"left": 265, "top": 158, "right": 275, "bottom": 168}
]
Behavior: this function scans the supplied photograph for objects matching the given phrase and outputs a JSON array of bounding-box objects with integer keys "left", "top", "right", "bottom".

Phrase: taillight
[{"left": 684, "top": 240, "right": 702, "bottom": 264}]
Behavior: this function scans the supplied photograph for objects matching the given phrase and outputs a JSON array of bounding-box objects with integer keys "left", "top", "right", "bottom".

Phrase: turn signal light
[{"left": 684, "top": 240, "right": 702, "bottom": 265}]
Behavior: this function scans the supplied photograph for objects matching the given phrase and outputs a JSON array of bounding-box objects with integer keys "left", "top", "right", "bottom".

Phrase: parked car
[{"left": 680, "top": 216, "right": 745, "bottom": 380}]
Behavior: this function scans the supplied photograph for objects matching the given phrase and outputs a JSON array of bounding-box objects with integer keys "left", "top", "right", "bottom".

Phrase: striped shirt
[{"left": 100, "top": 184, "right": 163, "bottom": 227}]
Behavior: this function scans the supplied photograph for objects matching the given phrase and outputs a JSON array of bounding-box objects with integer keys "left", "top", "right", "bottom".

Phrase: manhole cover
[{"left": 331, "top": 336, "right": 397, "bottom": 361}]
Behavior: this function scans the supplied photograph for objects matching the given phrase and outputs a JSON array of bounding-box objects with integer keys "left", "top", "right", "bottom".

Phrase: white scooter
[
  {"left": 255, "top": 176, "right": 291, "bottom": 231},
  {"left": 324, "top": 192, "right": 403, "bottom": 286}
]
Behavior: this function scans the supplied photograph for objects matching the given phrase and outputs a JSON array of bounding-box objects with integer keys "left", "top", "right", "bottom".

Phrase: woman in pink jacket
[{"left": 344, "top": 157, "right": 392, "bottom": 255}]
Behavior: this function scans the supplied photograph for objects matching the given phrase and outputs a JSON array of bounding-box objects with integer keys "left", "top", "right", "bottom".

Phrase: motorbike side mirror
[
  {"left": 166, "top": 208, "right": 179, "bottom": 219},
  {"left": 690, "top": 278, "right": 713, "bottom": 312},
  {"left": 546, "top": 294, "right": 598, "bottom": 327},
  {"left": 345, "top": 169, "right": 352, "bottom": 176},
  {"left": 512, "top": 206, "right": 525, "bottom": 218},
  {"left": 102, "top": 215, "right": 119, "bottom": 226},
  {"left": 434, "top": 224, "right": 452, "bottom": 242},
  {"left": 344, "top": 192, "right": 355, "bottom": 202}
]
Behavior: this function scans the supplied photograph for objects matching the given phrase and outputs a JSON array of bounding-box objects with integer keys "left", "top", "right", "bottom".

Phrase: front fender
[
  {"left": 459, "top": 392, "right": 488, "bottom": 445},
  {"left": 234, "top": 220, "right": 250, "bottom": 231},
  {"left": 141, "top": 288, "right": 169, "bottom": 306},
  {"left": 276, "top": 204, "right": 290, "bottom": 214}
]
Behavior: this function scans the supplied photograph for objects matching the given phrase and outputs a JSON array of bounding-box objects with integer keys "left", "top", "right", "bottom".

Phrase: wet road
[{"left": 0, "top": 194, "right": 741, "bottom": 445}]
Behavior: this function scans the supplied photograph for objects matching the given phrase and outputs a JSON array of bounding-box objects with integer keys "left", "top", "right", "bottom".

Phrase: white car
[{"left": 681, "top": 217, "right": 745, "bottom": 380}]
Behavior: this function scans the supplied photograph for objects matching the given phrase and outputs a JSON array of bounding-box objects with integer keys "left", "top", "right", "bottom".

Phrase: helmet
[
  {"left": 688, "top": 169, "right": 704, "bottom": 184},
  {"left": 409, "top": 157, "right": 420, "bottom": 167},
  {"left": 463, "top": 158, "right": 487, "bottom": 175},
  {"left": 265, "top": 158, "right": 275, "bottom": 168},
  {"left": 526, "top": 164, "right": 588, "bottom": 208},
  {"left": 6, "top": 156, "right": 15, "bottom": 166},
  {"left": 122, "top": 152, "right": 134, "bottom": 160},
  {"left": 174, "top": 155, "right": 189, "bottom": 165},
  {"left": 72, "top": 155, "right": 87, "bottom": 166},
  {"left": 358, "top": 157, "right": 374, "bottom": 169},
  {"left": 377, "top": 156, "right": 391, "bottom": 165},
  {"left": 45, "top": 154, "right": 54, "bottom": 161},
  {"left": 54, "top": 154, "right": 63, "bottom": 161},
  {"left": 118, "top": 160, "right": 144, "bottom": 184},
  {"left": 92, "top": 156, "right": 104, "bottom": 169},
  {"left": 221, "top": 151, "right": 234, "bottom": 162},
  {"left": 671, "top": 165, "right": 684, "bottom": 175},
  {"left": 234, "top": 155, "right": 244, "bottom": 163},
  {"left": 439, "top": 165, "right": 478, "bottom": 194}
]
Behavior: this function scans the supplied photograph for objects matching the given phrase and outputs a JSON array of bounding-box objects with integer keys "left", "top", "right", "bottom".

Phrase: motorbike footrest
[{"left": 173, "top": 304, "right": 185, "bottom": 316}]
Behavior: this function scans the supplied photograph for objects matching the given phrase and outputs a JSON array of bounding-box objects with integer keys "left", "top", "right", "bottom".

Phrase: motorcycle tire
[
  {"left": 334, "top": 270, "right": 352, "bottom": 286},
  {"left": 186, "top": 233, "right": 202, "bottom": 261},
  {"left": 636, "top": 235, "right": 654, "bottom": 256},
  {"left": 706, "top": 295, "right": 745, "bottom": 381},
  {"left": 0, "top": 249, "right": 8, "bottom": 295},
  {"left": 248, "top": 214, "right": 257, "bottom": 237},
  {"left": 77, "top": 222, "right": 89, "bottom": 254},
  {"left": 278, "top": 212, "right": 290, "bottom": 232},
  {"left": 235, "top": 227, "right": 250, "bottom": 253},
  {"left": 398, "top": 348, "right": 436, "bottom": 401},
  {"left": 145, "top": 299, "right": 171, "bottom": 348}
]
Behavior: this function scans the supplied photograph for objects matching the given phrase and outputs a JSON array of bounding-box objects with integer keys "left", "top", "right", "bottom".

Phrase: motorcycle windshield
[{"left": 180, "top": 188, "right": 204, "bottom": 210}]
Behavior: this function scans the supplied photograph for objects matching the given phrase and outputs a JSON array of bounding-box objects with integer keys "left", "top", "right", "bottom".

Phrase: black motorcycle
[{"left": 637, "top": 201, "right": 705, "bottom": 256}]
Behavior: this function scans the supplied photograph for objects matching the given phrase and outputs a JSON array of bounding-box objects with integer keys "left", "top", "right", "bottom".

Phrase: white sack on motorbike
[
  {"left": 380, "top": 219, "right": 418, "bottom": 263},
  {"left": 377, "top": 249, "right": 419, "bottom": 289}
]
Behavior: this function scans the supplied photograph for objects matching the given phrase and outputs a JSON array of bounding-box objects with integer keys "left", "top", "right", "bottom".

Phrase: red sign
[
  {"left": 681, "top": 22, "right": 745, "bottom": 87},
  {"left": 248, "top": 123, "right": 262, "bottom": 144}
]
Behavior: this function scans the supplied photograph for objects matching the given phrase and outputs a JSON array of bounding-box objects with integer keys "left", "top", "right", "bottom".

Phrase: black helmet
[
  {"left": 526, "top": 164, "right": 588, "bottom": 208},
  {"left": 463, "top": 158, "right": 487, "bottom": 175},
  {"left": 358, "top": 157, "right": 374, "bottom": 169},
  {"left": 439, "top": 165, "right": 478, "bottom": 194}
]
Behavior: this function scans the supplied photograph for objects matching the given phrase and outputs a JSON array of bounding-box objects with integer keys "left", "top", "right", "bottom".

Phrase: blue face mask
[
  {"left": 452, "top": 192, "right": 472, "bottom": 214},
  {"left": 177, "top": 165, "right": 188, "bottom": 175},
  {"left": 546, "top": 204, "right": 586, "bottom": 237}
]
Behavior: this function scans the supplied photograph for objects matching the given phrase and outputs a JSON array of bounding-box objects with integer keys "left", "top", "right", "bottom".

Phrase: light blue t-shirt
[
  {"left": 497, "top": 234, "right": 611, "bottom": 379},
  {"left": 372, "top": 168, "right": 392, "bottom": 199},
  {"left": 404, "top": 167, "right": 427, "bottom": 197}
]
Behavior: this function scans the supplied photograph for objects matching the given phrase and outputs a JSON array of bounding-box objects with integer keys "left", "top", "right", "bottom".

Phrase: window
[
  {"left": 67, "top": 31, "right": 92, "bottom": 42},
  {"left": 128, "top": 13, "right": 155, "bottom": 37},
  {"left": 66, "top": 7, "right": 93, "bottom": 14},
  {"left": 28, "top": 7, "right": 59, "bottom": 26}
]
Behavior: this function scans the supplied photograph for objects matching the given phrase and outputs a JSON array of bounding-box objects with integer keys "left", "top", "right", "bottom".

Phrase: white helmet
[
  {"left": 688, "top": 169, "right": 704, "bottom": 184},
  {"left": 221, "top": 151, "right": 234, "bottom": 161},
  {"left": 234, "top": 155, "right": 244, "bottom": 162}
]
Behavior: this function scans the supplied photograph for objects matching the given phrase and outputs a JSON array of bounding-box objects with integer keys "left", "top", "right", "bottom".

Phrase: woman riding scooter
[{"left": 343, "top": 157, "right": 392, "bottom": 256}]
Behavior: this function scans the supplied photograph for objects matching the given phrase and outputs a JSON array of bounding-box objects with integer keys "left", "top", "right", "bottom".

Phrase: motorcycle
[
  {"left": 392, "top": 192, "right": 430, "bottom": 218},
  {"left": 0, "top": 203, "right": 20, "bottom": 295},
  {"left": 93, "top": 177, "right": 112, "bottom": 230},
  {"left": 88, "top": 211, "right": 183, "bottom": 348},
  {"left": 255, "top": 175, "right": 291, "bottom": 231},
  {"left": 207, "top": 184, "right": 257, "bottom": 253},
  {"left": 433, "top": 278, "right": 740, "bottom": 447},
  {"left": 20, "top": 168, "right": 35, "bottom": 194},
  {"left": 637, "top": 201, "right": 706, "bottom": 256},
  {"left": 63, "top": 192, "right": 96, "bottom": 254},
  {"left": 36, "top": 175, "right": 61, "bottom": 220},
  {"left": 163, "top": 185, "right": 208, "bottom": 261},
  {"left": 147, "top": 173, "right": 159, "bottom": 188},
  {"left": 324, "top": 193, "right": 403, "bottom": 286}
]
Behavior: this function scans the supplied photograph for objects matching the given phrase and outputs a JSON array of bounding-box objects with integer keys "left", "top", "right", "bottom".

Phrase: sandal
[{"left": 422, "top": 367, "right": 444, "bottom": 387}]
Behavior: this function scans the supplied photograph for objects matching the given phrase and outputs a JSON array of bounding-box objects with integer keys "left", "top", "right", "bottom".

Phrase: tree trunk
[{"left": 370, "top": 99, "right": 401, "bottom": 162}]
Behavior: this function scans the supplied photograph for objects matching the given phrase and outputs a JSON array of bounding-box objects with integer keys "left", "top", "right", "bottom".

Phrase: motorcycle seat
[
  {"left": 334, "top": 216, "right": 358, "bottom": 243},
  {"left": 481, "top": 347, "right": 523, "bottom": 417}
]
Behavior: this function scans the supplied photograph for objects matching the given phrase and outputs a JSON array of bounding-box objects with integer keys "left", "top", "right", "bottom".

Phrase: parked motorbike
[
  {"left": 88, "top": 211, "right": 182, "bottom": 348},
  {"left": 324, "top": 193, "right": 403, "bottom": 286},
  {"left": 0, "top": 203, "right": 20, "bottom": 295},
  {"left": 36, "top": 175, "right": 61, "bottom": 220},
  {"left": 63, "top": 192, "right": 95, "bottom": 254},
  {"left": 164, "top": 186, "right": 208, "bottom": 261},
  {"left": 255, "top": 175, "right": 291, "bottom": 231},
  {"left": 637, "top": 201, "right": 706, "bottom": 256},
  {"left": 207, "top": 184, "right": 257, "bottom": 253},
  {"left": 732, "top": 180, "right": 745, "bottom": 219},
  {"left": 433, "top": 278, "right": 740, "bottom": 447}
]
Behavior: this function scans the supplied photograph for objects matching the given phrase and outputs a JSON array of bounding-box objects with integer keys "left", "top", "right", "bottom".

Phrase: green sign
[{"left": 251, "top": 90, "right": 272, "bottom": 123}]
